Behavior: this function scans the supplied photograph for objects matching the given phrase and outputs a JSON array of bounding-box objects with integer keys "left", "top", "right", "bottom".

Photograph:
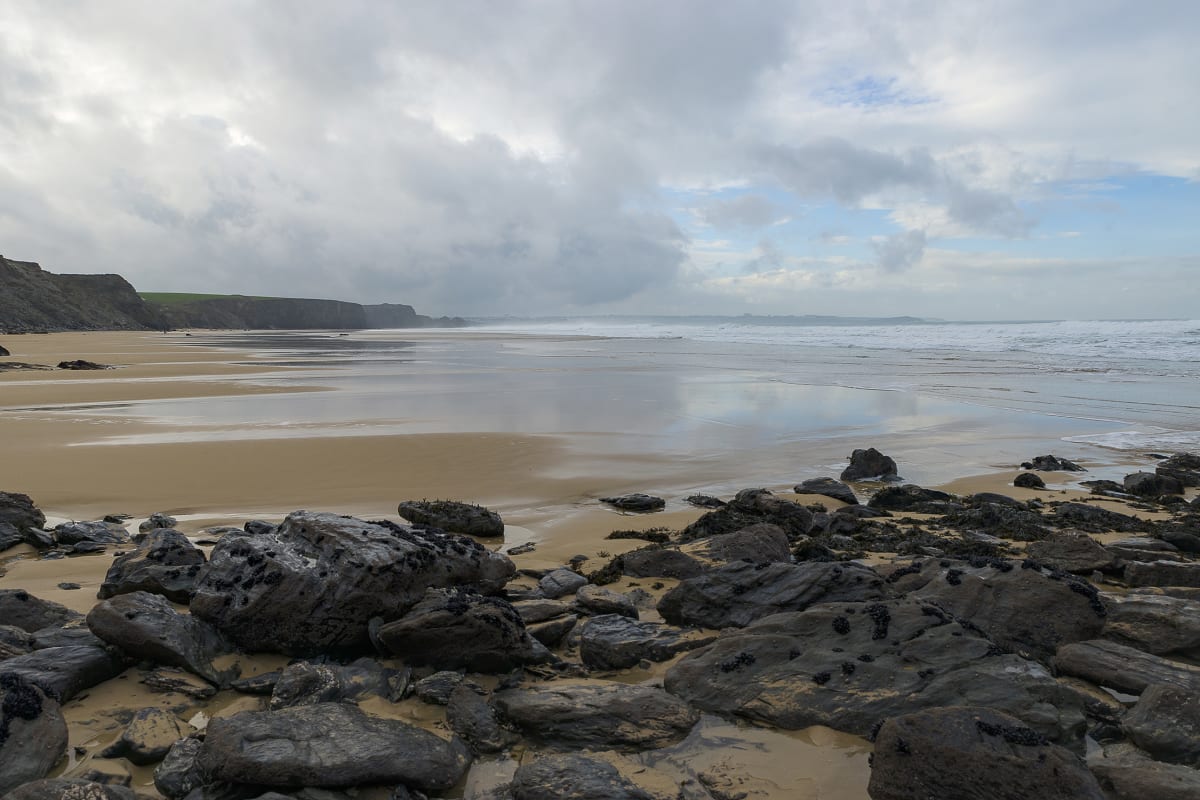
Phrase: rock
[
  {"left": 0, "top": 645, "right": 126, "bottom": 702},
  {"left": 375, "top": 588, "right": 547, "bottom": 673},
  {"left": 0, "top": 492, "right": 45, "bottom": 540},
  {"left": 1088, "top": 742, "right": 1200, "bottom": 800},
  {"left": 507, "top": 542, "right": 536, "bottom": 555},
  {"left": 679, "top": 489, "right": 813, "bottom": 542},
  {"left": 1162, "top": 531, "right": 1200, "bottom": 554},
  {"left": 1053, "top": 502, "right": 1145, "bottom": 532},
  {"left": 510, "top": 753, "right": 673, "bottom": 800},
  {"left": 98, "top": 530, "right": 206, "bottom": 603},
  {"left": 685, "top": 494, "right": 725, "bottom": 508},
  {"left": 579, "top": 615, "right": 717, "bottom": 671},
  {"left": 1025, "top": 531, "right": 1115, "bottom": 573},
  {"left": 196, "top": 703, "right": 471, "bottom": 791},
  {"left": 100, "top": 707, "right": 192, "bottom": 765},
  {"left": 52, "top": 521, "right": 129, "bottom": 547},
  {"left": 1122, "top": 683, "right": 1200, "bottom": 765},
  {"left": 913, "top": 561, "right": 1107, "bottom": 664},
  {"left": 1, "top": 780, "right": 136, "bottom": 800},
  {"left": 1054, "top": 640, "right": 1200, "bottom": 695},
  {"left": 968, "top": 492, "right": 1024, "bottom": 508},
  {"left": 840, "top": 447, "right": 898, "bottom": 481},
  {"left": 598, "top": 493, "right": 666, "bottom": 513},
  {"left": 87, "top": 592, "right": 232, "bottom": 686},
  {"left": 616, "top": 548, "right": 704, "bottom": 580},
  {"left": 1157, "top": 453, "right": 1200, "bottom": 488},
  {"left": 57, "top": 359, "right": 110, "bottom": 370},
  {"left": 138, "top": 512, "right": 177, "bottom": 532},
  {"left": 414, "top": 671, "right": 466, "bottom": 705},
  {"left": 575, "top": 585, "right": 638, "bottom": 619},
  {"left": 867, "top": 706, "right": 1105, "bottom": 800},
  {"left": 1125, "top": 471, "right": 1185, "bottom": 497},
  {"left": 664, "top": 598, "right": 1086, "bottom": 745},
  {"left": 495, "top": 682, "right": 698, "bottom": 751},
  {"left": 537, "top": 568, "right": 587, "bottom": 599},
  {"left": 867, "top": 484, "right": 956, "bottom": 512},
  {"left": 1022, "top": 455, "right": 1085, "bottom": 472},
  {"left": 795, "top": 477, "right": 858, "bottom": 505},
  {"left": 269, "top": 658, "right": 407, "bottom": 709},
  {"left": 657, "top": 560, "right": 889, "bottom": 629},
  {"left": 153, "top": 737, "right": 207, "bottom": 799},
  {"left": 0, "top": 674, "right": 69, "bottom": 795},
  {"left": 189, "top": 511, "right": 514, "bottom": 655},
  {"left": 0, "top": 625, "right": 37, "bottom": 660},
  {"left": 243, "top": 519, "right": 275, "bottom": 535},
  {"left": 1126, "top": 560, "right": 1200, "bottom": 588},
  {"left": 685, "top": 523, "right": 791, "bottom": 565},
  {"left": 446, "top": 683, "right": 517, "bottom": 754},
  {"left": 141, "top": 667, "right": 217, "bottom": 699},
  {"left": 1103, "top": 594, "right": 1200, "bottom": 657},
  {"left": 0, "top": 522, "right": 25, "bottom": 553},
  {"left": 29, "top": 626, "right": 104, "bottom": 650},
  {"left": 396, "top": 500, "right": 505, "bottom": 537},
  {"left": 527, "top": 616, "right": 578, "bottom": 648},
  {"left": 941, "top": 503, "right": 1051, "bottom": 540},
  {"left": 1013, "top": 472, "right": 1046, "bottom": 489},
  {"left": 0, "top": 345, "right": 8, "bottom": 356},
  {"left": 511, "top": 599, "right": 572, "bottom": 624}
]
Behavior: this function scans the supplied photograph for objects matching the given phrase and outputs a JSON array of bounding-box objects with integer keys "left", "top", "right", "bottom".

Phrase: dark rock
[
  {"left": 99, "top": 707, "right": 192, "bottom": 765},
  {"left": 1125, "top": 471, "right": 1185, "bottom": 498},
  {"left": 840, "top": 447, "right": 898, "bottom": 481},
  {"left": 414, "top": 671, "right": 464, "bottom": 705},
  {"left": 0, "top": 492, "right": 45, "bottom": 535},
  {"left": 835, "top": 505, "right": 891, "bottom": 518},
  {"left": 579, "top": 614, "right": 717, "bottom": 671},
  {"left": 1088, "top": 742, "right": 1200, "bottom": 800},
  {"left": 29, "top": 625, "right": 104, "bottom": 650},
  {"left": 495, "top": 682, "right": 698, "bottom": 751},
  {"left": 98, "top": 529, "right": 206, "bottom": 603},
  {"left": 867, "top": 706, "right": 1104, "bottom": 800},
  {"left": 537, "top": 568, "right": 587, "bottom": 599},
  {"left": 1122, "top": 683, "right": 1200, "bottom": 765},
  {"left": 269, "top": 658, "right": 407, "bottom": 709},
  {"left": 867, "top": 485, "right": 956, "bottom": 512},
  {"left": 1126, "top": 560, "right": 1200, "bottom": 588},
  {"left": 687, "top": 523, "right": 791, "bottom": 565},
  {"left": 1025, "top": 531, "right": 1115, "bottom": 574},
  {"left": 55, "top": 583, "right": 80, "bottom": 591},
  {"left": 685, "top": 495, "right": 725, "bottom": 508},
  {"left": 243, "top": 520, "right": 275, "bottom": 535},
  {"left": 0, "top": 625, "right": 36, "bottom": 660},
  {"left": 0, "top": 345, "right": 7, "bottom": 356},
  {"left": 141, "top": 667, "right": 217, "bottom": 699},
  {"left": 446, "top": 682, "right": 517, "bottom": 755},
  {"left": 795, "top": 477, "right": 858, "bottom": 505},
  {"left": 1054, "top": 640, "right": 1200, "bottom": 695},
  {"left": 939, "top": 503, "right": 1051, "bottom": 540},
  {"left": 1022, "top": 455, "right": 1085, "bottom": 472},
  {"left": 57, "top": 360, "right": 110, "bottom": 370},
  {"left": 914, "top": 561, "right": 1107, "bottom": 664},
  {"left": 657, "top": 560, "right": 889, "bottom": 629},
  {"left": 575, "top": 585, "right": 638, "bottom": 619},
  {"left": 507, "top": 542, "right": 536, "bottom": 555},
  {"left": 0, "top": 522, "right": 24, "bottom": 553},
  {"left": 679, "top": 489, "right": 813, "bottom": 542},
  {"left": 1013, "top": 472, "right": 1046, "bottom": 489},
  {"left": 527, "top": 616, "right": 578, "bottom": 648},
  {"left": 88, "top": 592, "right": 232, "bottom": 685},
  {"left": 52, "top": 521, "right": 128, "bottom": 547},
  {"left": 664, "top": 598, "right": 1086, "bottom": 745},
  {"left": 189, "top": 511, "right": 514, "bottom": 655},
  {"left": 510, "top": 753, "right": 670, "bottom": 800},
  {"left": 1103, "top": 594, "right": 1200, "bottom": 657},
  {"left": 153, "top": 737, "right": 207, "bottom": 799},
  {"left": 0, "top": 646, "right": 126, "bottom": 702},
  {"left": 599, "top": 494, "right": 666, "bottom": 513},
  {"left": 1, "top": 780, "right": 136, "bottom": 800},
  {"left": 616, "top": 548, "right": 704, "bottom": 580},
  {"left": 1052, "top": 502, "right": 1145, "bottom": 532},
  {"left": 376, "top": 588, "right": 547, "bottom": 673},
  {"left": 69, "top": 541, "right": 109, "bottom": 555},
  {"left": 230, "top": 671, "right": 278, "bottom": 695},
  {"left": 139, "top": 513, "right": 177, "bottom": 532},
  {"left": 511, "top": 599, "right": 572, "bottom": 624},
  {"left": 196, "top": 703, "right": 471, "bottom": 791},
  {"left": 0, "top": 674, "right": 69, "bottom": 795},
  {"left": 396, "top": 500, "right": 505, "bottom": 537},
  {"left": 1162, "top": 530, "right": 1200, "bottom": 553},
  {"left": 1157, "top": 453, "right": 1200, "bottom": 488}
]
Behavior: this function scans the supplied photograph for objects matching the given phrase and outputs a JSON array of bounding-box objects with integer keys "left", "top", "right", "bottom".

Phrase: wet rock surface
[
  {"left": 0, "top": 645, "right": 127, "bottom": 702},
  {"left": 0, "top": 674, "right": 69, "bottom": 795},
  {"left": 2, "top": 779, "right": 136, "bottom": 800},
  {"left": 99, "top": 707, "right": 192, "bottom": 766},
  {"left": 1054, "top": 639, "right": 1200, "bottom": 695},
  {"left": 840, "top": 447, "right": 898, "bottom": 481},
  {"left": 98, "top": 529, "right": 206, "bottom": 603},
  {"left": 1121, "top": 683, "right": 1200, "bottom": 766},
  {"left": 396, "top": 499, "right": 505, "bottom": 537},
  {"left": 1088, "top": 742, "right": 1200, "bottom": 800},
  {"left": 0, "top": 591, "right": 82, "bottom": 633},
  {"left": 795, "top": 477, "right": 858, "bottom": 505},
  {"left": 599, "top": 493, "right": 666, "bottom": 512},
  {"left": 578, "top": 614, "right": 717, "bottom": 671},
  {"left": 510, "top": 753, "right": 672, "bottom": 800},
  {"left": 1103, "top": 593, "right": 1200, "bottom": 657},
  {"left": 679, "top": 489, "right": 813, "bottom": 542}
]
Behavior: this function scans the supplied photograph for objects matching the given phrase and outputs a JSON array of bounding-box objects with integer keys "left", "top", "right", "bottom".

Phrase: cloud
[
  {"left": 696, "top": 194, "right": 781, "bottom": 229},
  {"left": 872, "top": 230, "right": 927, "bottom": 272}
]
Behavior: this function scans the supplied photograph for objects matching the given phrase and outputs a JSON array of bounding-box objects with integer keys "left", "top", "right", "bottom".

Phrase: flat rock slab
[
  {"left": 0, "top": 675, "right": 69, "bottom": 795},
  {"left": 1121, "top": 683, "right": 1200, "bottom": 766},
  {"left": 868, "top": 707, "right": 1104, "bottom": 800},
  {"left": 0, "top": 591, "right": 82, "bottom": 633},
  {"left": 538, "top": 568, "right": 587, "bottom": 599},
  {"left": 495, "top": 681, "right": 699, "bottom": 751},
  {"left": 511, "top": 753, "right": 676, "bottom": 800},
  {"left": 574, "top": 585, "right": 638, "bottom": 619},
  {"left": 1103, "top": 593, "right": 1200, "bottom": 658},
  {"left": 196, "top": 702, "right": 470, "bottom": 791},
  {"left": 1088, "top": 742, "right": 1200, "bottom": 800},
  {"left": 1026, "top": 531, "right": 1115, "bottom": 573},
  {"left": 579, "top": 614, "right": 718, "bottom": 671},
  {"left": 1054, "top": 639, "right": 1200, "bottom": 695},
  {"left": 100, "top": 707, "right": 192, "bottom": 765},
  {"left": 1, "top": 780, "right": 136, "bottom": 800},
  {"left": 599, "top": 494, "right": 665, "bottom": 513},
  {"left": 0, "top": 645, "right": 126, "bottom": 702},
  {"left": 1126, "top": 560, "right": 1200, "bottom": 588},
  {"left": 683, "top": 523, "right": 791, "bottom": 566},
  {"left": 795, "top": 477, "right": 859, "bottom": 505}
]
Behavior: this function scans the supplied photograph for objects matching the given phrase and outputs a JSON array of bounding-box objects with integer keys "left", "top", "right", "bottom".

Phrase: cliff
[
  {"left": 157, "top": 296, "right": 370, "bottom": 330},
  {"left": 0, "top": 256, "right": 168, "bottom": 332},
  {"left": 364, "top": 303, "right": 468, "bottom": 329}
]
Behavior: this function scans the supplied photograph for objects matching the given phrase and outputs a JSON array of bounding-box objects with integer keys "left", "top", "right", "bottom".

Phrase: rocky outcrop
[
  {"left": 98, "top": 530, "right": 206, "bottom": 603},
  {"left": 396, "top": 499, "right": 504, "bottom": 537},
  {"left": 0, "top": 256, "right": 168, "bottom": 332},
  {"left": 841, "top": 447, "right": 898, "bottom": 481},
  {"left": 1122, "top": 684, "right": 1200, "bottom": 765},
  {"left": 1054, "top": 640, "right": 1200, "bottom": 695},
  {"left": 578, "top": 614, "right": 717, "bottom": 670},
  {"left": 0, "top": 674, "right": 69, "bottom": 795},
  {"left": 156, "top": 296, "right": 368, "bottom": 330},
  {"left": 363, "top": 303, "right": 467, "bottom": 329}
]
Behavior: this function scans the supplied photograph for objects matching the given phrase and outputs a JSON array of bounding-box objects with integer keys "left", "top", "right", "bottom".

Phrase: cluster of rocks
[{"left": 2, "top": 450, "right": 1199, "bottom": 799}]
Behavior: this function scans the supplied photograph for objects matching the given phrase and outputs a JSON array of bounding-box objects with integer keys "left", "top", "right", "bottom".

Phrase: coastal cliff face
[
  {"left": 157, "top": 296, "right": 370, "bottom": 330},
  {"left": 363, "top": 303, "right": 468, "bottom": 329},
  {"left": 0, "top": 256, "right": 168, "bottom": 332}
]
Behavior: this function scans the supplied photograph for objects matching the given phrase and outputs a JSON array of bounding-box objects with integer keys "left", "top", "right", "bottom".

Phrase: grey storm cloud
[
  {"left": 697, "top": 195, "right": 781, "bottom": 230},
  {"left": 873, "top": 230, "right": 928, "bottom": 273}
]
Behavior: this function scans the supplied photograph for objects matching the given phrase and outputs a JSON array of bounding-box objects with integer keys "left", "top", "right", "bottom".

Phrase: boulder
[
  {"left": 527, "top": 615, "right": 578, "bottom": 648},
  {"left": 52, "top": 521, "right": 129, "bottom": 547},
  {"left": 141, "top": 668, "right": 217, "bottom": 699},
  {"left": 396, "top": 499, "right": 504, "bottom": 537},
  {"left": 679, "top": 489, "right": 813, "bottom": 542},
  {"left": 57, "top": 360, "right": 110, "bottom": 370},
  {"left": 87, "top": 592, "right": 232, "bottom": 686},
  {"left": 574, "top": 585, "right": 638, "bottom": 619},
  {"left": 0, "top": 645, "right": 126, "bottom": 702},
  {"left": 1013, "top": 472, "right": 1046, "bottom": 489},
  {"left": 139, "top": 512, "right": 177, "bottom": 533},
  {"left": 1103, "top": 593, "right": 1200, "bottom": 657},
  {"left": 867, "top": 707, "right": 1104, "bottom": 800},
  {"left": 1052, "top": 502, "right": 1145, "bottom": 532},
  {"left": 685, "top": 523, "right": 791, "bottom": 565},
  {"left": 269, "top": 658, "right": 407, "bottom": 709},
  {"left": 510, "top": 753, "right": 674, "bottom": 800},
  {"left": 189, "top": 511, "right": 514, "bottom": 654},
  {"left": 579, "top": 615, "right": 718, "bottom": 671},
  {"left": 0, "top": 522, "right": 24, "bottom": 553},
  {"left": 1088, "top": 742, "right": 1200, "bottom": 800},
  {"left": 913, "top": 561, "right": 1107, "bottom": 664},
  {"left": 1156, "top": 453, "right": 1200, "bottom": 488},
  {"left": 1022, "top": 455, "right": 1084, "bottom": 472},
  {"left": 99, "top": 707, "right": 192, "bottom": 765},
  {"left": 374, "top": 588, "right": 547, "bottom": 673},
  {"left": 1025, "top": 531, "right": 1115, "bottom": 574},
  {"left": 414, "top": 671, "right": 465, "bottom": 705},
  {"left": 0, "top": 674, "right": 69, "bottom": 795},
  {"left": 1125, "top": 471, "right": 1185, "bottom": 498},
  {"left": 1, "top": 780, "right": 135, "bottom": 800},
  {"left": 0, "top": 625, "right": 36, "bottom": 661},
  {"left": 0, "top": 591, "right": 80, "bottom": 634},
  {"left": 0, "top": 345, "right": 7, "bottom": 356},
  {"left": 1125, "top": 560, "right": 1200, "bottom": 588},
  {"left": 599, "top": 494, "right": 666, "bottom": 513},
  {"left": 495, "top": 682, "right": 698, "bottom": 751},
  {"left": 1122, "top": 683, "right": 1200, "bottom": 766},
  {"left": 29, "top": 626, "right": 104, "bottom": 650},
  {"left": 0, "top": 492, "right": 46, "bottom": 537},
  {"left": 537, "top": 568, "right": 587, "bottom": 599},
  {"left": 98, "top": 529, "right": 206, "bottom": 603},
  {"left": 196, "top": 703, "right": 471, "bottom": 790},
  {"left": 617, "top": 548, "right": 704, "bottom": 579},
  {"left": 840, "top": 448, "right": 898, "bottom": 481},
  {"left": 657, "top": 560, "right": 889, "bottom": 629},
  {"left": 867, "top": 485, "right": 956, "bottom": 512},
  {"left": 1162, "top": 530, "right": 1200, "bottom": 554},
  {"left": 1054, "top": 640, "right": 1200, "bottom": 695},
  {"left": 153, "top": 737, "right": 207, "bottom": 799},
  {"left": 511, "top": 599, "right": 572, "bottom": 624},
  {"left": 664, "top": 598, "right": 1086, "bottom": 745},
  {"left": 446, "top": 682, "right": 517, "bottom": 755},
  {"left": 795, "top": 477, "right": 858, "bottom": 505}
]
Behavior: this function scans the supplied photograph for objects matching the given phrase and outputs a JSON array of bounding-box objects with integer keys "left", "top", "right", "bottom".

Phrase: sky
[{"left": 1, "top": 1, "right": 1198, "bottom": 320}]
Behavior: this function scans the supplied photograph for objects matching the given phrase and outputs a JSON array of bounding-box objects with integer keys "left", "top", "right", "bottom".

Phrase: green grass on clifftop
[{"left": 139, "top": 292, "right": 272, "bottom": 305}]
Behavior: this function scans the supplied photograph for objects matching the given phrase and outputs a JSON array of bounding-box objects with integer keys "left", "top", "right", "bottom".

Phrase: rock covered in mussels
[
  {"left": 396, "top": 499, "right": 505, "bottom": 537},
  {"left": 189, "top": 511, "right": 514, "bottom": 654}
]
